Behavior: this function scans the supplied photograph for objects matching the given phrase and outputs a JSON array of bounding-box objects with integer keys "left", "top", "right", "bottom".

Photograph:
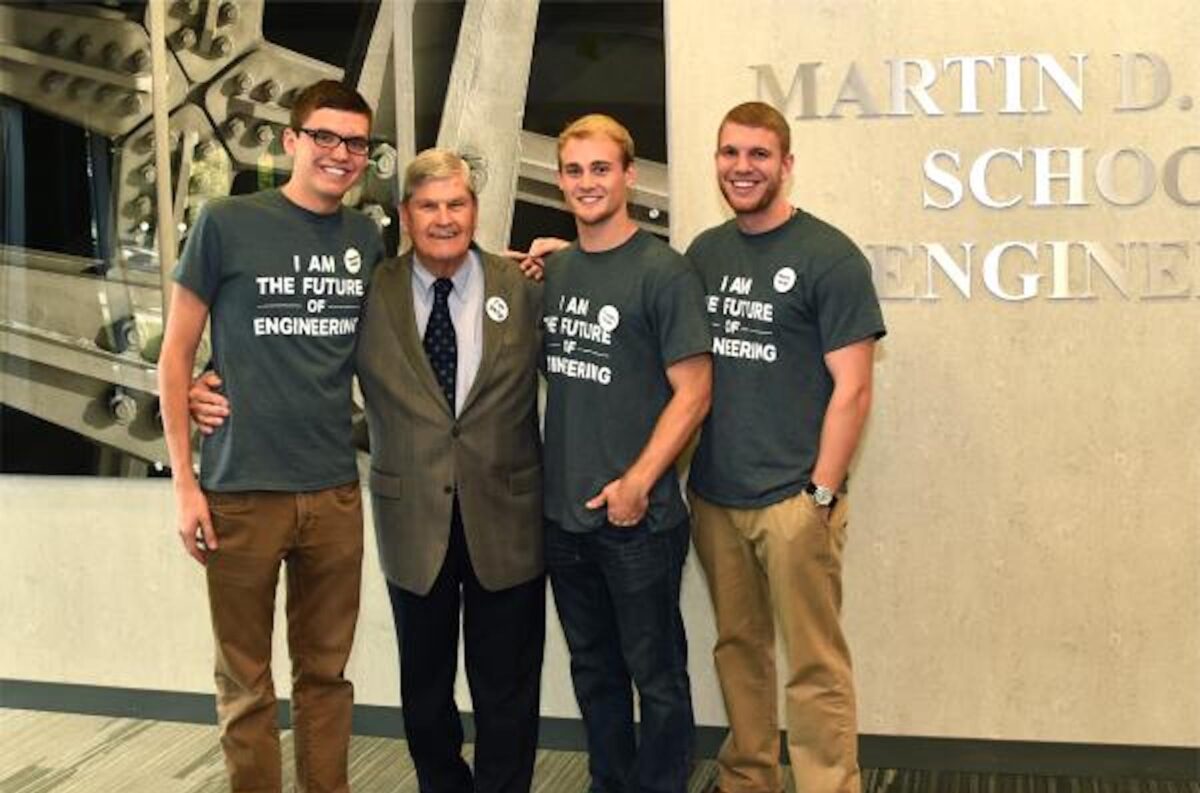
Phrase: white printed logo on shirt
[
  {"left": 706, "top": 273, "right": 778, "bottom": 363},
  {"left": 543, "top": 294, "right": 615, "bottom": 386},
  {"left": 253, "top": 251, "right": 366, "bottom": 337}
]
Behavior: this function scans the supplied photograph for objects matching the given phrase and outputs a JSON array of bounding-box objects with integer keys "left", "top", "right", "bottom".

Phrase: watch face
[{"left": 811, "top": 485, "right": 834, "bottom": 506}]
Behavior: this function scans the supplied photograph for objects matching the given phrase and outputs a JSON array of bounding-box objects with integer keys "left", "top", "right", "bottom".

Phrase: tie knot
[{"left": 434, "top": 278, "right": 453, "bottom": 300}]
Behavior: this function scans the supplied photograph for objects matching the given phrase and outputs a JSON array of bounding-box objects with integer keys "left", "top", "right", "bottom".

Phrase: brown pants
[
  {"left": 690, "top": 489, "right": 859, "bottom": 793},
  {"left": 205, "top": 482, "right": 364, "bottom": 793}
]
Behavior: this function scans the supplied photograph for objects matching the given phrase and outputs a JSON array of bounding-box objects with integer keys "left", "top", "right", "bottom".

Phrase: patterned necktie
[{"left": 423, "top": 277, "right": 457, "bottom": 413}]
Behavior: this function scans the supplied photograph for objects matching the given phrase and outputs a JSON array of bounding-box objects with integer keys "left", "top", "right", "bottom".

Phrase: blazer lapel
[
  {"left": 384, "top": 253, "right": 453, "bottom": 417},
  {"left": 460, "top": 252, "right": 511, "bottom": 416}
]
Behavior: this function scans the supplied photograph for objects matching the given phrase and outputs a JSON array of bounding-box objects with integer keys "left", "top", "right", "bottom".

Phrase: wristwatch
[{"left": 805, "top": 481, "right": 837, "bottom": 509}]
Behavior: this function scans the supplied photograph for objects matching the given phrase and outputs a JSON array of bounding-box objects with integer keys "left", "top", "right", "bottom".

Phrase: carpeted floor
[{"left": 2, "top": 709, "right": 1197, "bottom": 793}]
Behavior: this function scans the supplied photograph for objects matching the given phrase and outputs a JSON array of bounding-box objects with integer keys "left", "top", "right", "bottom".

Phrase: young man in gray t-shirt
[
  {"left": 541, "top": 115, "right": 712, "bottom": 793},
  {"left": 158, "top": 81, "right": 384, "bottom": 792},
  {"left": 687, "top": 102, "right": 885, "bottom": 793}
]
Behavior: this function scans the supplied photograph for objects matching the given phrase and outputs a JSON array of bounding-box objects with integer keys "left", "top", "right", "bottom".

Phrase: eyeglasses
[{"left": 295, "top": 127, "right": 371, "bottom": 156}]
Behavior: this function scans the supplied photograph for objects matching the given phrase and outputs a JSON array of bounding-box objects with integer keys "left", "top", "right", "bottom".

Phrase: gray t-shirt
[
  {"left": 174, "top": 189, "right": 384, "bottom": 492},
  {"left": 687, "top": 210, "right": 886, "bottom": 508},
  {"left": 542, "top": 230, "right": 711, "bottom": 533}
]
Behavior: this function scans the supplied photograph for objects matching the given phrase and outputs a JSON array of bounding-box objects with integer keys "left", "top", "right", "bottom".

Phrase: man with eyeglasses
[
  {"left": 159, "top": 79, "right": 385, "bottom": 793},
  {"left": 296, "top": 125, "right": 373, "bottom": 156}
]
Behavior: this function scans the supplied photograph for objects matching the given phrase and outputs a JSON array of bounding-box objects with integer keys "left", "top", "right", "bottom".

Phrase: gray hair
[{"left": 401, "top": 148, "right": 478, "bottom": 203}]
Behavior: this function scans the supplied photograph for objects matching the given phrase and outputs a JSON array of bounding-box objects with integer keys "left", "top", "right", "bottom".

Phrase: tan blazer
[{"left": 356, "top": 249, "right": 543, "bottom": 595}]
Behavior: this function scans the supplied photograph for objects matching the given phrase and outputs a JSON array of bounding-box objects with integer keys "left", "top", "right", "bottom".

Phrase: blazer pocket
[
  {"left": 369, "top": 468, "right": 404, "bottom": 499},
  {"left": 509, "top": 463, "right": 542, "bottom": 495}
]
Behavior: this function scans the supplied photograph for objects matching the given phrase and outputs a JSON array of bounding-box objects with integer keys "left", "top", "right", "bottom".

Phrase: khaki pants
[
  {"left": 690, "top": 489, "right": 858, "bottom": 793},
  {"left": 205, "top": 482, "right": 364, "bottom": 793}
]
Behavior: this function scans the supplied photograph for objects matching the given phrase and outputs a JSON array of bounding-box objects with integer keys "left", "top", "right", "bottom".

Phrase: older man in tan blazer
[{"left": 354, "top": 149, "right": 544, "bottom": 793}]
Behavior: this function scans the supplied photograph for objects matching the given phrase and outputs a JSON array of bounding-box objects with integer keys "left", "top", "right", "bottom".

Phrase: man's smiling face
[
  {"left": 715, "top": 121, "right": 794, "bottom": 219},
  {"left": 557, "top": 134, "right": 636, "bottom": 229},
  {"left": 283, "top": 107, "right": 371, "bottom": 212},
  {"left": 402, "top": 172, "right": 477, "bottom": 275}
]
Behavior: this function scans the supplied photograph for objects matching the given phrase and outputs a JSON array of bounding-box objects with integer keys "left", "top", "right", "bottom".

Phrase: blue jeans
[{"left": 546, "top": 519, "right": 695, "bottom": 793}]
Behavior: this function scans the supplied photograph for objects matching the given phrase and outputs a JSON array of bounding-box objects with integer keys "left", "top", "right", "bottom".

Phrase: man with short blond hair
[
  {"left": 541, "top": 114, "right": 712, "bottom": 793},
  {"left": 687, "top": 100, "right": 886, "bottom": 793},
  {"left": 556, "top": 112, "right": 636, "bottom": 167}
]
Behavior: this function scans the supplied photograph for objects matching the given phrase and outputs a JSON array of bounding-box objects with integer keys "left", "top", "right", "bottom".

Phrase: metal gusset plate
[
  {"left": 115, "top": 103, "right": 233, "bottom": 249},
  {"left": 0, "top": 4, "right": 188, "bottom": 139},
  {"left": 203, "top": 43, "right": 341, "bottom": 170},
  {"left": 148, "top": 0, "right": 265, "bottom": 84}
]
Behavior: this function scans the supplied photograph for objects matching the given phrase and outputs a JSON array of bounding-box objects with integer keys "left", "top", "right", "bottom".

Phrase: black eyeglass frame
[{"left": 293, "top": 127, "right": 373, "bottom": 156}]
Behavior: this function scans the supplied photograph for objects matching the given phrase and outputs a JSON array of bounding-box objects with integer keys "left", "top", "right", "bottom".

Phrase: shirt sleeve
[
  {"left": 652, "top": 260, "right": 713, "bottom": 367},
  {"left": 813, "top": 250, "right": 888, "bottom": 354},
  {"left": 173, "top": 203, "right": 224, "bottom": 305},
  {"left": 362, "top": 220, "right": 386, "bottom": 287}
]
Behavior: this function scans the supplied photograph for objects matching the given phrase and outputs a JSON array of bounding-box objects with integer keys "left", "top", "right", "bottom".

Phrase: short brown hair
[
  {"left": 402, "top": 148, "right": 477, "bottom": 203},
  {"left": 557, "top": 114, "right": 635, "bottom": 169},
  {"left": 719, "top": 101, "right": 790, "bottom": 157},
  {"left": 289, "top": 79, "right": 373, "bottom": 130}
]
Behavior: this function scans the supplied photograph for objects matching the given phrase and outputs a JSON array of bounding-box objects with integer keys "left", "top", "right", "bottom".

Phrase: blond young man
[{"left": 540, "top": 114, "right": 712, "bottom": 793}]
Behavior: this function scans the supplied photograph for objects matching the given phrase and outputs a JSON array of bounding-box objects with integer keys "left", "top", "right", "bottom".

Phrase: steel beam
[
  {"left": 0, "top": 352, "right": 167, "bottom": 463},
  {"left": 390, "top": 0, "right": 416, "bottom": 169},
  {"left": 147, "top": 0, "right": 179, "bottom": 311},
  {"left": 1, "top": 251, "right": 161, "bottom": 344},
  {"left": 437, "top": 0, "right": 540, "bottom": 251}
]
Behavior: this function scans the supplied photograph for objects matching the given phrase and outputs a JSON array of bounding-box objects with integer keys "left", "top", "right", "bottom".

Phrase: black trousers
[{"left": 387, "top": 500, "right": 546, "bottom": 793}]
